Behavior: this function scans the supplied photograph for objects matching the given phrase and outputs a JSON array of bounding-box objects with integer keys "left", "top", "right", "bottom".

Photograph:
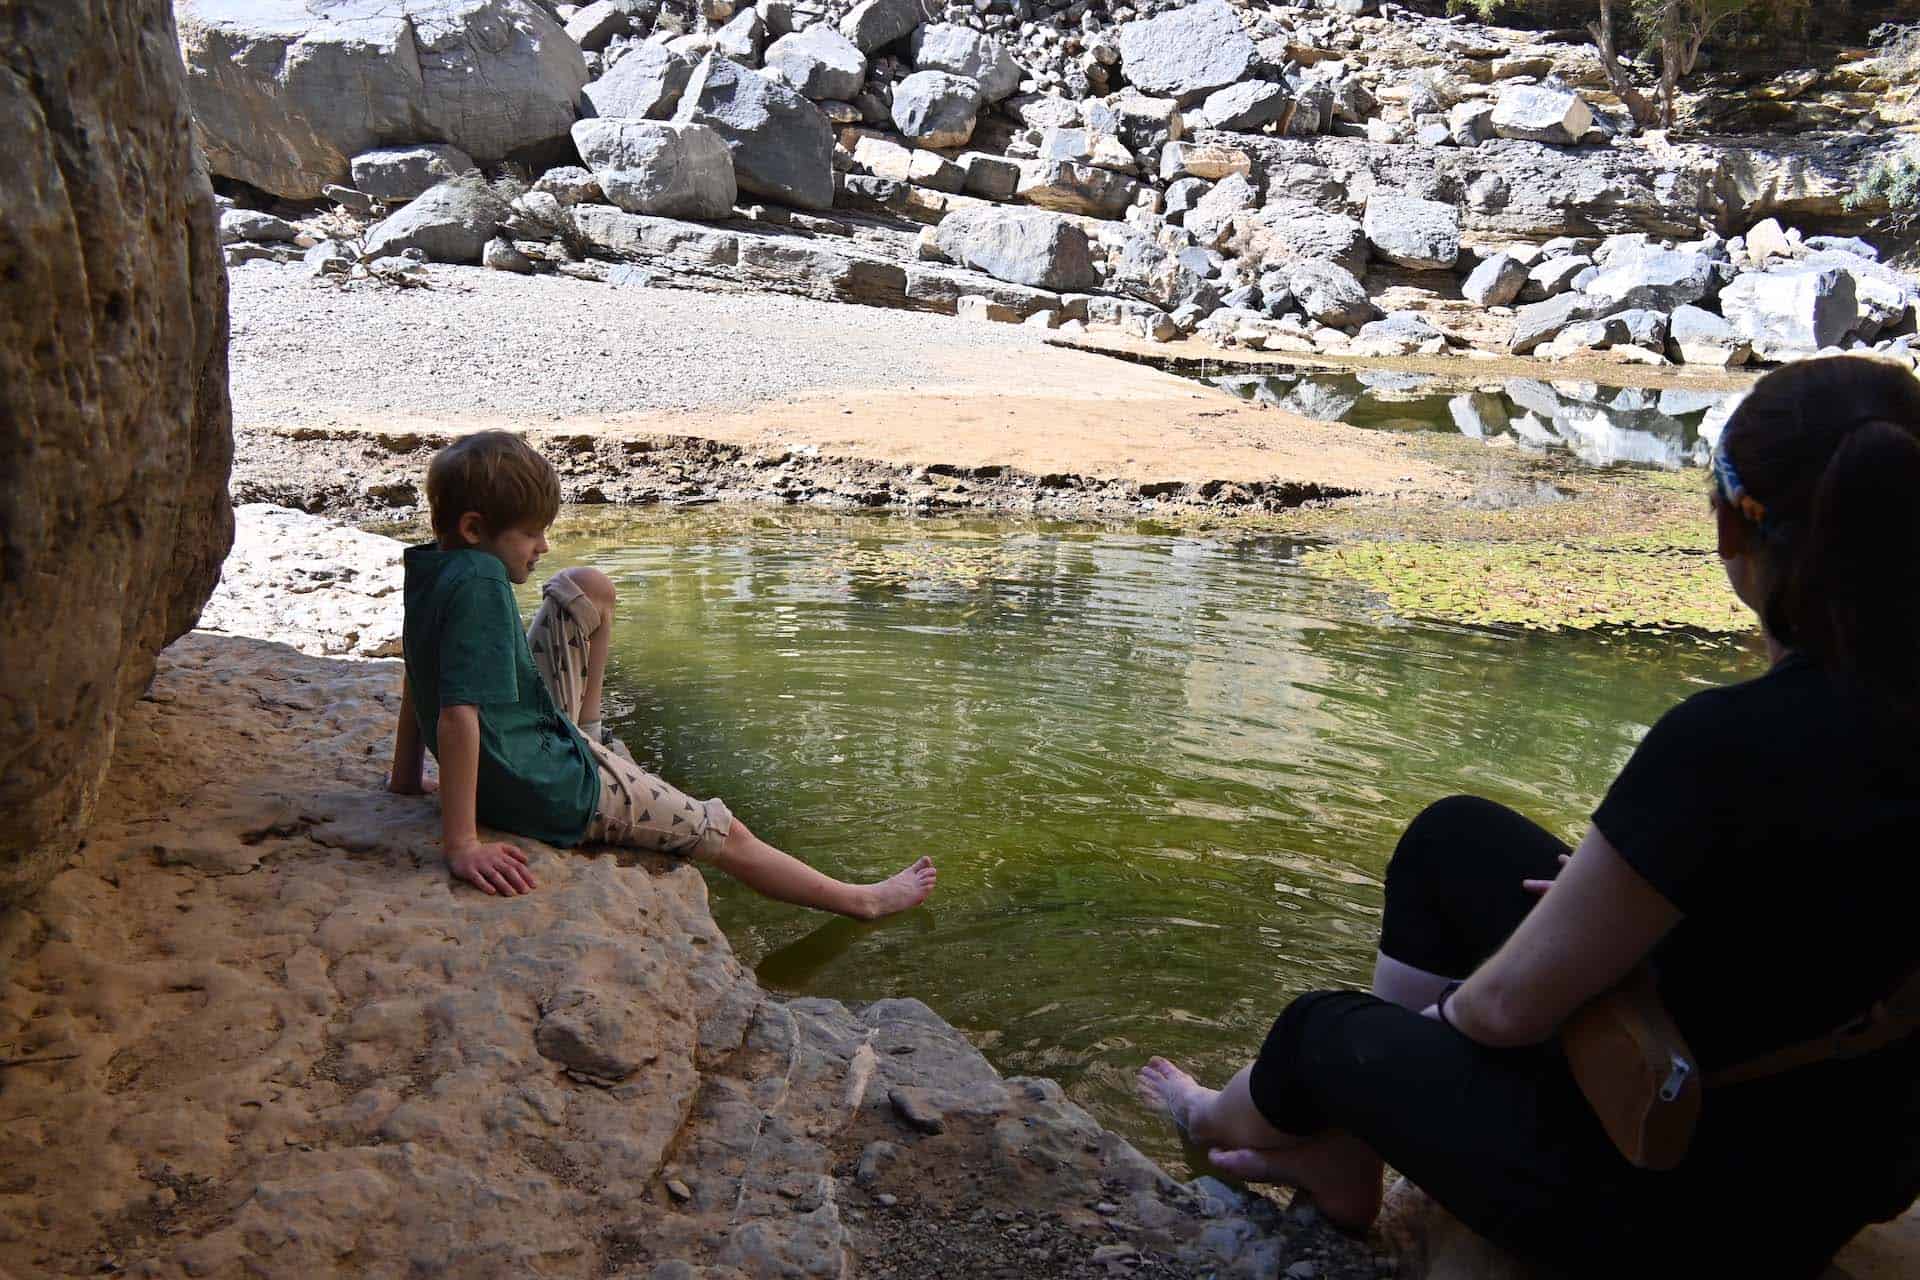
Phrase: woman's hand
[
  {"left": 1444, "top": 828, "right": 1678, "bottom": 1047},
  {"left": 1522, "top": 853, "right": 1572, "bottom": 897},
  {"left": 447, "top": 839, "right": 538, "bottom": 895}
]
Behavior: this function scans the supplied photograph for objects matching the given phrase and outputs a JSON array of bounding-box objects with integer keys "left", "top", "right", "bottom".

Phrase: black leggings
[{"left": 1246, "top": 795, "right": 1877, "bottom": 1278}]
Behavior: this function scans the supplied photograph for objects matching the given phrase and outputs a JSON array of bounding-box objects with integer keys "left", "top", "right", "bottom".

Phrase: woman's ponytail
[
  {"left": 1723, "top": 357, "right": 1920, "bottom": 723},
  {"left": 1782, "top": 420, "right": 1920, "bottom": 718}
]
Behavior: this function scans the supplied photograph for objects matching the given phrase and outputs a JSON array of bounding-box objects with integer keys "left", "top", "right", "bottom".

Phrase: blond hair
[{"left": 425, "top": 431, "right": 561, "bottom": 542}]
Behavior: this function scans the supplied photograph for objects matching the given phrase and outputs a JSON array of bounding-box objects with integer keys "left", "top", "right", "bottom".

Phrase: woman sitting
[{"left": 1138, "top": 356, "right": 1920, "bottom": 1277}]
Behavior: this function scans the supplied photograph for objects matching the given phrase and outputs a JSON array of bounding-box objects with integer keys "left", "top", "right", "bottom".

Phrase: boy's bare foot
[
  {"left": 851, "top": 856, "right": 937, "bottom": 919},
  {"left": 1135, "top": 1056, "right": 1216, "bottom": 1142},
  {"left": 1205, "top": 1135, "right": 1385, "bottom": 1234}
]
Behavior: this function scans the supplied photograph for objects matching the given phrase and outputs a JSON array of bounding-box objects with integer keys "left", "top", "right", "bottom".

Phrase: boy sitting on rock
[{"left": 387, "top": 430, "right": 937, "bottom": 916}]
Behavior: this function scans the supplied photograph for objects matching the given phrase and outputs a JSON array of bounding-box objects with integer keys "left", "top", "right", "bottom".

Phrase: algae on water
[
  {"left": 1298, "top": 539, "right": 1750, "bottom": 632},
  {"left": 1173, "top": 460, "right": 1754, "bottom": 634}
]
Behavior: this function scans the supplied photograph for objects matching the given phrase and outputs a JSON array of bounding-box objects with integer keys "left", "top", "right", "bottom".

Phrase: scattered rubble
[{"left": 194, "top": 0, "right": 1919, "bottom": 369}]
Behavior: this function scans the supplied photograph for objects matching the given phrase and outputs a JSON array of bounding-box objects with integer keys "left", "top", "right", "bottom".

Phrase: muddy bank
[{"left": 232, "top": 415, "right": 1425, "bottom": 530}]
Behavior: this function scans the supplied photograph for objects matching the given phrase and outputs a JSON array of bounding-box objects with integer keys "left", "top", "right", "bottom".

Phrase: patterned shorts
[{"left": 527, "top": 571, "right": 733, "bottom": 860}]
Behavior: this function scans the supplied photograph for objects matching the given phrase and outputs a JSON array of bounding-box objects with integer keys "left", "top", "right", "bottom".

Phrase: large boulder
[
  {"left": 1462, "top": 252, "right": 1528, "bottom": 307},
  {"left": 933, "top": 207, "right": 1100, "bottom": 293},
  {"left": 1189, "top": 81, "right": 1291, "bottom": 133},
  {"left": 219, "top": 209, "right": 298, "bottom": 244},
  {"left": 1186, "top": 173, "right": 1257, "bottom": 248},
  {"left": 891, "top": 71, "right": 983, "bottom": 149},
  {"left": 565, "top": 0, "right": 632, "bottom": 51},
  {"left": 1668, "top": 304, "right": 1753, "bottom": 366},
  {"left": 672, "top": 56, "right": 834, "bottom": 211},
  {"left": 1584, "top": 247, "right": 1719, "bottom": 311},
  {"left": 712, "top": 9, "right": 769, "bottom": 63},
  {"left": 1805, "top": 235, "right": 1879, "bottom": 261},
  {"left": 1287, "top": 260, "right": 1377, "bottom": 329},
  {"left": 910, "top": 25, "right": 1022, "bottom": 103},
  {"left": 1352, "top": 311, "right": 1448, "bottom": 357},
  {"left": 763, "top": 26, "right": 867, "bottom": 102},
  {"left": 3, "top": 0, "right": 233, "bottom": 904},
  {"left": 1363, "top": 194, "right": 1460, "bottom": 270},
  {"left": 581, "top": 43, "right": 695, "bottom": 120},
  {"left": 1798, "top": 249, "right": 1916, "bottom": 339},
  {"left": 1117, "top": 1, "right": 1255, "bottom": 102},
  {"left": 570, "top": 120, "right": 736, "bottom": 219},
  {"left": 1160, "top": 141, "right": 1252, "bottom": 182},
  {"left": 1109, "top": 233, "right": 1217, "bottom": 311},
  {"left": 1015, "top": 160, "right": 1140, "bottom": 219},
  {"left": 1489, "top": 85, "right": 1593, "bottom": 146},
  {"left": 1521, "top": 254, "right": 1593, "bottom": 302},
  {"left": 839, "top": 0, "right": 921, "bottom": 53},
  {"left": 1229, "top": 199, "right": 1368, "bottom": 277},
  {"left": 1164, "top": 177, "right": 1211, "bottom": 221},
  {"left": 350, "top": 142, "right": 474, "bottom": 201},
  {"left": 362, "top": 175, "right": 507, "bottom": 262},
  {"left": 1718, "top": 267, "right": 1860, "bottom": 362},
  {"left": 1037, "top": 127, "right": 1136, "bottom": 172},
  {"left": 1508, "top": 292, "right": 1614, "bottom": 355},
  {"left": 176, "top": 0, "right": 589, "bottom": 200}
]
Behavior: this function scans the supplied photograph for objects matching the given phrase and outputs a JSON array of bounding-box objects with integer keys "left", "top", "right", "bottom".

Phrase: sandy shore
[{"left": 227, "top": 261, "right": 1459, "bottom": 499}]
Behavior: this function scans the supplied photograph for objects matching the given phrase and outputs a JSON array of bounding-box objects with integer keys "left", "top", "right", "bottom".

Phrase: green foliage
[
  {"left": 1848, "top": 153, "right": 1920, "bottom": 233},
  {"left": 1629, "top": 0, "right": 1771, "bottom": 42}
]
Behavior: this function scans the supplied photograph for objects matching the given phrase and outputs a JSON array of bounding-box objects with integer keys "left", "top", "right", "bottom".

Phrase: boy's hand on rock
[
  {"left": 387, "top": 772, "right": 437, "bottom": 796},
  {"left": 448, "top": 840, "right": 537, "bottom": 896}
]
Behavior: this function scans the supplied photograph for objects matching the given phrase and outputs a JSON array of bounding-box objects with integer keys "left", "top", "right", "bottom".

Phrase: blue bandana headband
[{"left": 1711, "top": 440, "right": 1780, "bottom": 536}]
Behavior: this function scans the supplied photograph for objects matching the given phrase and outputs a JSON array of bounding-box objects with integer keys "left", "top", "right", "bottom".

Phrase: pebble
[
  {"left": 877, "top": 1193, "right": 899, "bottom": 1208},
  {"left": 888, "top": 1086, "right": 948, "bottom": 1135},
  {"left": 665, "top": 1178, "right": 692, "bottom": 1203}
]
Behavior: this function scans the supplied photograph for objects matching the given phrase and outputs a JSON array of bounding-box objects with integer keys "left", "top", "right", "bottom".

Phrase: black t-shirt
[{"left": 1594, "top": 655, "right": 1920, "bottom": 1076}]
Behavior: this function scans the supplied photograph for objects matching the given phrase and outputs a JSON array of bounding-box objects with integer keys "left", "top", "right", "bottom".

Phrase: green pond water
[{"left": 516, "top": 506, "right": 1758, "bottom": 1168}]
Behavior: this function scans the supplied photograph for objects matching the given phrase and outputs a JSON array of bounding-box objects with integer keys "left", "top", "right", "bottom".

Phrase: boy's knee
[{"left": 557, "top": 567, "right": 617, "bottom": 611}]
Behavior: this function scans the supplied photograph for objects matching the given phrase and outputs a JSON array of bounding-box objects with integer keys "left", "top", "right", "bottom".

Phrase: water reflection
[
  {"left": 1204, "top": 369, "right": 1740, "bottom": 470},
  {"left": 519, "top": 507, "right": 1757, "bottom": 1167}
]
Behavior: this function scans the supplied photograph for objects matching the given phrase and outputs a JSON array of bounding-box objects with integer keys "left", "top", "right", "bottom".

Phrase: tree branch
[{"left": 1587, "top": 0, "right": 1660, "bottom": 128}]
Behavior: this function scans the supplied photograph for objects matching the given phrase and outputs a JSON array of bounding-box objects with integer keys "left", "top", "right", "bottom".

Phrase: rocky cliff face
[{"left": 0, "top": 0, "right": 234, "bottom": 906}]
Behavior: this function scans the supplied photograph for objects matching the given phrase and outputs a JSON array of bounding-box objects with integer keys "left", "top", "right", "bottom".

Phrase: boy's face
[{"left": 462, "top": 514, "right": 550, "bottom": 584}]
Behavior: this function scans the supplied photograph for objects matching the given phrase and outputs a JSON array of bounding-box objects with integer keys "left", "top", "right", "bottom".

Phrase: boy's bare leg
[
  {"left": 708, "top": 820, "right": 937, "bottom": 921},
  {"left": 558, "top": 567, "right": 616, "bottom": 729},
  {"left": 551, "top": 569, "right": 935, "bottom": 919}
]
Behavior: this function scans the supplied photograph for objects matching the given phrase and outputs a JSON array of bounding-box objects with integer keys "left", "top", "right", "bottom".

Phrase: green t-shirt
[{"left": 401, "top": 545, "right": 600, "bottom": 846}]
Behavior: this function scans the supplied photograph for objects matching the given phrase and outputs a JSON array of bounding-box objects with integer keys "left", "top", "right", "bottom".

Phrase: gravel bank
[{"left": 227, "top": 261, "right": 1048, "bottom": 429}]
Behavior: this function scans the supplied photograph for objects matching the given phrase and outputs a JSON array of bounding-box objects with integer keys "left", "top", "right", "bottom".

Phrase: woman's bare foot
[
  {"left": 1207, "top": 1134, "right": 1386, "bottom": 1234},
  {"left": 1135, "top": 1057, "right": 1217, "bottom": 1141},
  {"left": 851, "top": 856, "right": 937, "bottom": 919}
]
